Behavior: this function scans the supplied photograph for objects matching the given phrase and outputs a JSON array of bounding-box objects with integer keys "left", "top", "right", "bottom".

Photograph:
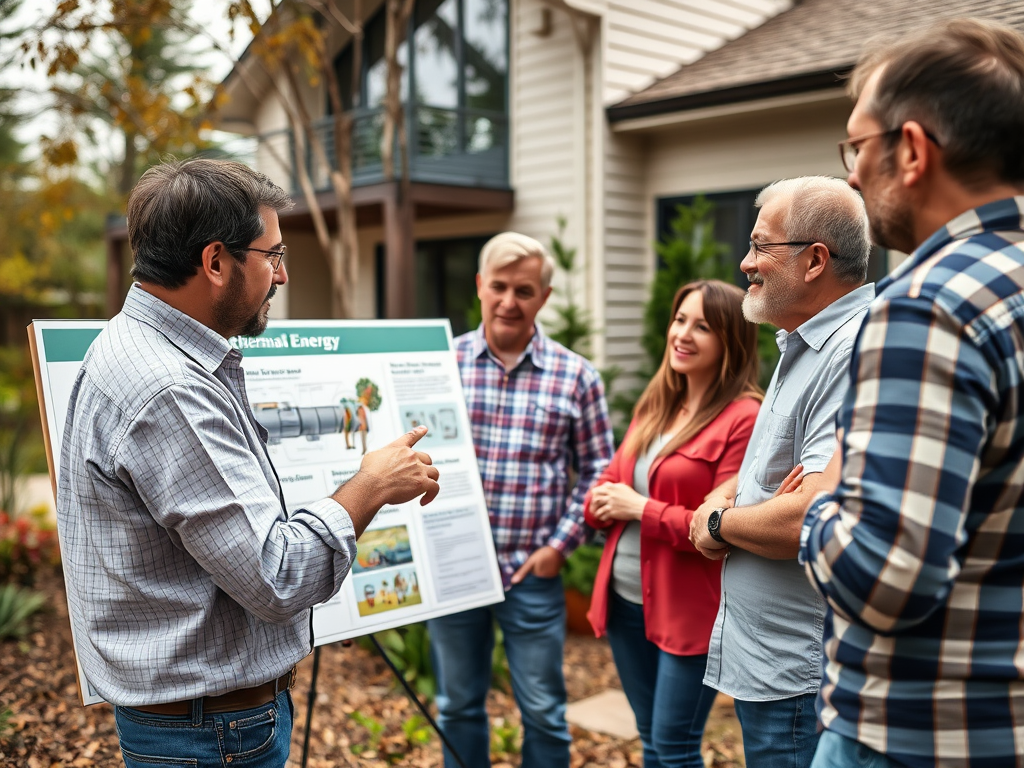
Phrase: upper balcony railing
[{"left": 223, "top": 104, "right": 509, "bottom": 195}]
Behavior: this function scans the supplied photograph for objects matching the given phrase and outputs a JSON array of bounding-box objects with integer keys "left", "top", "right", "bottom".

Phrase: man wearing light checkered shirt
[
  {"left": 801, "top": 18, "right": 1024, "bottom": 768},
  {"left": 427, "top": 232, "right": 613, "bottom": 768}
]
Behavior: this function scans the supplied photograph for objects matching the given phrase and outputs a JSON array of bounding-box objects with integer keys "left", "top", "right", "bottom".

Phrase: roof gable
[{"left": 608, "top": 0, "right": 1024, "bottom": 122}]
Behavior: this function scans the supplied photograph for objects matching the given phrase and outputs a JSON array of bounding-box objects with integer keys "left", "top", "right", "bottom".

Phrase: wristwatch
[{"left": 708, "top": 507, "right": 729, "bottom": 544}]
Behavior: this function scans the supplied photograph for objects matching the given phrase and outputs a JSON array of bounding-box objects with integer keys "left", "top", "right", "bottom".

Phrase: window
[
  {"left": 657, "top": 189, "right": 888, "bottom": 285},
  {"left": 656, "top": 190, "right": 757, "bottom": 285},
  {"left": 374, "top": 234, "right": 489, "bottom": 334},
  {"left": 334, "top": 0, "right": 507, "bottom": 120},
  {"left": 414, "top": 235, "right": 489, "bottom": 336}
]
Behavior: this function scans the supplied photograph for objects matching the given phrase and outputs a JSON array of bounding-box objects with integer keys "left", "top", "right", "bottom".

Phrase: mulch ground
[{"left": 0, "top": 568, "right": 744, "bottom": 767}]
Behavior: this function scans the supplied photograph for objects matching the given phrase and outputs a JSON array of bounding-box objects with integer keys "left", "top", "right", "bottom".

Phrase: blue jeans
[
  {"left": 810, "top": 730, "right": 897, "bottom": 768},
  {"left": 733, "top": 693, "right": 820, "bottom": 768},
  {"left": 114, "top": 690, "right": 293, "bottom": 768},
  {"left": 605, "top": 591, "right": 717, "bottom": 768},
  {"left": 427, "top": 573, "right": 571, "bottom": 768}
]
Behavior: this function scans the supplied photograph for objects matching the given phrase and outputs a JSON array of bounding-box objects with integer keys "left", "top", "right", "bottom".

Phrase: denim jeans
[
  {"left": 733, "top": 692, "right": 820, "bottom": 768},
  {"left": 113, "top": 690, "right": 293, "bottom": 768},
  {"left": 427, "top": 573, "right": 571, "bottom": 768},
  {"left": 810, "top": 730, "right": 897, "bottom": 768},
  {"left": 604, "top": 591, "right": 717, "bottom": 768}
]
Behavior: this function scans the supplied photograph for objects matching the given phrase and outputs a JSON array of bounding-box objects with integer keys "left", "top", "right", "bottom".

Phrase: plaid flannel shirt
[
  {"left": 457, "top": 325, "right": 613, "bottom": 588},
  {"left": 801, "top": 197, "right": 1024, "bottom": 767}
]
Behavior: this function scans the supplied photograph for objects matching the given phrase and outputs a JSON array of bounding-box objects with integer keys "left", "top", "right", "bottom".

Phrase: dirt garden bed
[{"left": 0, "top": 568, "right": 744, "bottom": 767}]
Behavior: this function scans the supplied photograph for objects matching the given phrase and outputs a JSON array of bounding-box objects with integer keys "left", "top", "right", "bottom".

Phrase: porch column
[
  {"left": 383, "top": 182, "right": 415, "bottom": 319},
  {"left": 105, "top": 235, "right": 126, "bottom": 318}
]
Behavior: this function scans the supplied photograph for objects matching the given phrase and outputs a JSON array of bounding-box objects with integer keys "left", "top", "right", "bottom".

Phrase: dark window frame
[
  {"left": 656, "top": 188, "right": 888, "bottom": 286},
  {"left": 332, "top": 0, "right": 509, "bottom": 116}
]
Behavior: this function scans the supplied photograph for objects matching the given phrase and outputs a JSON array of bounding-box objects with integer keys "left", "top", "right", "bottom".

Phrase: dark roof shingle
[{"left": 608, "top": 0, "right": 1024, "bottom": 121}]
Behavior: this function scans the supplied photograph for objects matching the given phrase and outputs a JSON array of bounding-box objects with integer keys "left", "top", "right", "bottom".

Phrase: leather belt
[{"left": 131, "top": 668, "right": 295, "bottom": 716}]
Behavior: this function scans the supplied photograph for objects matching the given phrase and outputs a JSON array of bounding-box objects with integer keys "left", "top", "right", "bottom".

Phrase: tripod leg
[
  {"left": 369, "top": 633, "right": 470, "bottom": 768},
  {"left": 300, "top": 645, "right": 322, "bottom": 768}
]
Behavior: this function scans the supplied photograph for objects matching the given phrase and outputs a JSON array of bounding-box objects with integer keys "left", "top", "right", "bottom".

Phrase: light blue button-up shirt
[{"left": 703, "top": 282, "right": 874, "bottom": 701}]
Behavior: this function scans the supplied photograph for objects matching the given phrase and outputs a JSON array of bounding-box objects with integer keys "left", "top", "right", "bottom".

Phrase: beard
[
  {"left": 214, "top": 268, "right": 276, "bottom": 339},
  {"left": 864, "top": 156, "right": 918, "bottom": 255},
  {"left": 741, "top": 267, "right": 800, "bottom": 326},
  {"left": 867, "top": 192, "right": 916, "bottom": 255}
]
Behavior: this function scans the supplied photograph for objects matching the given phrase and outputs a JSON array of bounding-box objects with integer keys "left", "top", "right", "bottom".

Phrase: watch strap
[{"left": 708, "top": 506, "right": 729, "bottom": 544}]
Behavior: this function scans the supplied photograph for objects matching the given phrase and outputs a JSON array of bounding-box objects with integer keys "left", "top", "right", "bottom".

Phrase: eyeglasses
[
  {"left": 748, "top": 240, "right": 816, "bottom": 259},
  {"left": 838, "top": 126, "right": 942, "bottom": 173},
  {"left": 243, "top": 245, "right": 287, "bottom": 272}
]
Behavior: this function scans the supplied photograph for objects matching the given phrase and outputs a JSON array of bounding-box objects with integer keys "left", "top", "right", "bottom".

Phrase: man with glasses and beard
[
  {"left": 58, "top": 158, "right": 440, "bottom": 768},
  {"left": 801, "top": 19, "right": 1024, "bottom": 768},
  {"left": 689, "top": 176, "right": 873, "bottom": 768}
]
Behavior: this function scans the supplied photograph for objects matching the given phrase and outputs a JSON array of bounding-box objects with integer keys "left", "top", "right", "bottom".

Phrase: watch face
[{"left": 708, "top": 508, "right": 724, "bottom": 542}]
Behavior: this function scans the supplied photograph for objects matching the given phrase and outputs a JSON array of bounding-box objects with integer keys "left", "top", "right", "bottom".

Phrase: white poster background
[{"left": 30, "top": 318, "right": 503, "bottom": 705}]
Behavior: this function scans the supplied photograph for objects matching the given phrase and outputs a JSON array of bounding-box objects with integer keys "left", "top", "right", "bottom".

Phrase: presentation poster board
[{"left": 29, "top": 318, "right": 504, "bottom": 705}]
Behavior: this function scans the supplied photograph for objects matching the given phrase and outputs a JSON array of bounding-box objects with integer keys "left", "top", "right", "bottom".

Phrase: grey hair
[
  {"left": 755, "top": 176, "right": 871, "bottom": 284},
  {"left": 478, "top": 231, "right": 556, "bottom": 290},
  {"left": 128, "top": 158, "right": 294, "bottom": 289}
]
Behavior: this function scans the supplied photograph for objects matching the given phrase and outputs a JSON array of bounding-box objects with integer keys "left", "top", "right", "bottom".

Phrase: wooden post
[
  {"left": 383, "top": 182, "right": 415, "bottom": 319},
  {"left": 105, "top": 235, "right": 126, "bottom": 319}
]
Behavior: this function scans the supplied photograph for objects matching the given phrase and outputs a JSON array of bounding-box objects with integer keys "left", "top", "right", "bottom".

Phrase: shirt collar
[
  {"left": 121, "top": 284, "right": 237, "bottom": 373},
  {"left": 470, "top": 323, "right": 550, "bottom": 371},
  {"left": 878, "top": 196, "right": 1024, "bottom": 292},
  {"left": 784, "top": 282, "right": 876, "bottom": 352}
]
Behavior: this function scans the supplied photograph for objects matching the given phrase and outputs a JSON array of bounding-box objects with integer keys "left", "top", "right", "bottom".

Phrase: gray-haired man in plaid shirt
[{"left": 802, "top": 18, "right": 1024, "bottom": 768}]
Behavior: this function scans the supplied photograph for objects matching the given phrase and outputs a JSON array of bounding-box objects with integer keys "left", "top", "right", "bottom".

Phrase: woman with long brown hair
[{"left": 584, "top": 280, "right": 762, "bottom": 767}]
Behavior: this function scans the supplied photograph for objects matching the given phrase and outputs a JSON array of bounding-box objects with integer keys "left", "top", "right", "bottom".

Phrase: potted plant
[{"left": 560, "top": 541, "right": 603, "bottom": 634}]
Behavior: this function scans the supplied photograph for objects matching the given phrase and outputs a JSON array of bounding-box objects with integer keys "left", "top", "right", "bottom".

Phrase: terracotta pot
[{"left": 564, "top": 587, "right": 593, "bottom": 635}]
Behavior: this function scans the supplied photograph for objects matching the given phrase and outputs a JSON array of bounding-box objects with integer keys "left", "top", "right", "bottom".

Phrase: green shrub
[
  {"left": 365, "top": 620, "right": 512, "bottom": 702},
  {"left": 490, "top": 717, "right": 521, "bottom": 760},
  {"left": 348, "top": 710, "right": 385, "bottom": 754},
  {"left": 0, "top": 582, "right": 46, "bottom": 639},
  {"left": 368, "top": 623, "right": 436, "bottom": 701},
  {"left": 560, "top": 542, "right": 602, "bottom": 596}
]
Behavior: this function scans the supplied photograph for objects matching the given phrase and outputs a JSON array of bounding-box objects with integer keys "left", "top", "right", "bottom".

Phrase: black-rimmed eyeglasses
[
  {"left": 244, "top": 245, "right": 287, "bottom": 272},
  {"left": 838, "top": 126, "right": 942, "bottom": 173},
  {"left": 748, "top": 240, "right": 816, "bottom": 259}
]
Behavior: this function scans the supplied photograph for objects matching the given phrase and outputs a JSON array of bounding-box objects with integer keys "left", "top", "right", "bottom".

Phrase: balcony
[{"left": 227, "top": 104, "right": 509, "bottom": 194}]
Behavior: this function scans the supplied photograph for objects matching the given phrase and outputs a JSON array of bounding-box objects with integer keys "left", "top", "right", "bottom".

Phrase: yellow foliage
[
  {"left": 39, "top": 137, "right": 78, "bottom": 168},
  {"left": 0, "top": 255, "right": 43, "bottom": 296}
]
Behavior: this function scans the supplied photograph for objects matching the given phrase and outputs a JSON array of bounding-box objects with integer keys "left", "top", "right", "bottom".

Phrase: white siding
[
  {"left": 508, "top": 0, "right": 586, "bottom": 253},
  {"left": 601, "top": 129, "right": 648, "bottom": 382},
  {"left": 644, "top": 98, "right": 850, "bottom": 199},
  {"left": 598, "top": 95, "right": 851, "bottom": 379},
  {"left": 603, "top": 0, "right": 792, "bottom": 104}
]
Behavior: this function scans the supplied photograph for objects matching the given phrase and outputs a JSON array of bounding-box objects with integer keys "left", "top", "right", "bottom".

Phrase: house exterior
[
  {"left": 603, "top": 0, "right": 1024, "bottom": 378},
  {"left": 104, "top": 0, "right": 1023, "bottom": 389},
  {"left": 193, "top": 0, "right": 792, "bottom": 384}
]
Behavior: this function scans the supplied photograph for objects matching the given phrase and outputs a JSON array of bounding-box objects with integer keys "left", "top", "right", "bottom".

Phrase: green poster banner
[
  {"left": 41, "top": 328, "right": 104, "bottom": 363},
  {"left": 40, "top": 323, "right": 451, "bottom": 363},
  {"left": 230, "top": 326, "right": 450, "bottom": 356}
]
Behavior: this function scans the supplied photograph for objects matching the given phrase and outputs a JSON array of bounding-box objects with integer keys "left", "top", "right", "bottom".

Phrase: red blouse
[{"left": 584, "top": 397, "right": 760, "bottom": 656}]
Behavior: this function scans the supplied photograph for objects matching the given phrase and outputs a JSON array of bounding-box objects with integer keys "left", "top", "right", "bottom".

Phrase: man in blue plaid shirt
[
  {"left": 801, "top": 18, "right": 1024, "bottom": 768},
  {"left": 428, "top": 232, "right": 613, "bottom": 768}
]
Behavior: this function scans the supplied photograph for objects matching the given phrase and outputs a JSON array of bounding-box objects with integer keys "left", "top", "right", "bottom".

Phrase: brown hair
[
  {"left": 849, "top": 18, "right": 1024, "bottom": 189},
  {"left": 128, "top": 158, "right": 293, "bottom": 289},
  {"left": 623, "top": 280, "right": 763, "bottom": 460}
]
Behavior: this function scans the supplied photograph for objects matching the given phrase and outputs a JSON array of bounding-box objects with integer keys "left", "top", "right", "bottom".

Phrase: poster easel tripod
[{"left": 299, "top": 636, "right": 468, "bottom": 768}]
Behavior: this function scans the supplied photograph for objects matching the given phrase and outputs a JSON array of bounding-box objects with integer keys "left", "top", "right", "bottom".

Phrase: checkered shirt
[
  {"left": 58, "top": 285, "right": 356, "bottom": 706},
  {"left": 801, "top": 197, "right": 1024, "bottom": 767},
  {"left": 456, "top": 326, "right": 613, "bottom": 587}
]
